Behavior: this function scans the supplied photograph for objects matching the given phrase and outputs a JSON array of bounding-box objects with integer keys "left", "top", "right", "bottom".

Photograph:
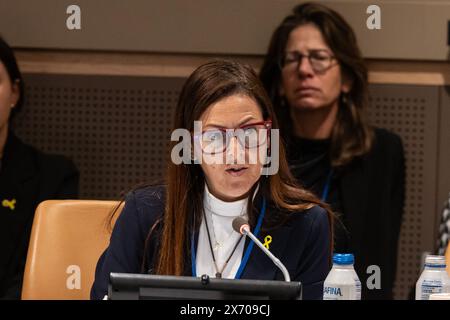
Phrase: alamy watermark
[{"left": 65, "top": 4, "right": 381, "bottom": 32}]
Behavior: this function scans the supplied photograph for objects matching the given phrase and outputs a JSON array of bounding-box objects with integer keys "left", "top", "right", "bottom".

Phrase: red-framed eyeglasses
[{"left": 193, "top": 120, "right": 272, "bottom": 155}]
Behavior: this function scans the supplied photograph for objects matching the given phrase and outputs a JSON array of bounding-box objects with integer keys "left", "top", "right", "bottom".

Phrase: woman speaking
[{"left": 91, "top": 60, "right": 333, "bottom": 300}]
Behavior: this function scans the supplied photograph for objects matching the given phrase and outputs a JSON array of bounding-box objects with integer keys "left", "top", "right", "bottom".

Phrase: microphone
[{"left": 232, "top": 217, "right": 291, "bottom": 282}]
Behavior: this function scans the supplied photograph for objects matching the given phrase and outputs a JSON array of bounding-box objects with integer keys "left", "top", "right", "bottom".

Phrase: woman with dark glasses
[
  {"left": 91, "top": 60, "right": 333, "bottom": 300},
  {"left": 260, "top": 2, "right": 405, "bottom": 299}
]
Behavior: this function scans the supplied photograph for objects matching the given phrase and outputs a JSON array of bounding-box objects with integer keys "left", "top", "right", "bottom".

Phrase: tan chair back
[{"left": 21, "top": 200, "right": 122, "bottom": 300}]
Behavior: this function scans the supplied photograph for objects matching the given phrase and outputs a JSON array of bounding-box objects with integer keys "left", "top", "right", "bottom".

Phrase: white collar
[{"left": 204, "top": 183, "right": 259, "bottom": 217}]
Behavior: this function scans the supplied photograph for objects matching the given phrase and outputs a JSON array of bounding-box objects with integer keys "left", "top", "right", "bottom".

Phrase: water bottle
[
  {"left": 323, "top": 253, "right": 361, "bottom": 300},
  {"left": 415, "top": 255, "right": 450, "bottom": 300}
]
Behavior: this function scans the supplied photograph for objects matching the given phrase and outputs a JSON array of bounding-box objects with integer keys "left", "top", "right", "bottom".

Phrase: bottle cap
[
  {"left": 333, "top": 253, "right": 354, "bottom": 265},
  {"left": 424, "top": 255, "right": 446, "bottom": 268}
]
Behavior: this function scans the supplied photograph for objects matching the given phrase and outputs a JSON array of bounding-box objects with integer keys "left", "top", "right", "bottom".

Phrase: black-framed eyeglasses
[
  {"left": 279, "top": 49, "right": 336, "bottom": 73},
  {"left": 193, "top": 120, "right": 272, "bottom": 155}
]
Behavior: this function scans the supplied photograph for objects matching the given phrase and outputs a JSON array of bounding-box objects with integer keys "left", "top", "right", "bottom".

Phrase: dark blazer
[
  {"left": 0, "top": 131, "right": 79, "bottom": 299},
  {"left": 91, "top": 185, "right": 331, "bottom": 300},
  {"left": 333, "top": 128, "right": 404, "bottom": 300}
]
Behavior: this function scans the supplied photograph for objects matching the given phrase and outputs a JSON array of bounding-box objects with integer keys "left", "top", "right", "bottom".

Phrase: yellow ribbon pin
[
  {"left": 2, "top": 199, "right": 16, "bottom": 210},
  {"left": 263, "top": 235, "right": 272, "bottom": 249}
]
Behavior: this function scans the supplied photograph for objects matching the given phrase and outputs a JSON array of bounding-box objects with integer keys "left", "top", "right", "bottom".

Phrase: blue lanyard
[
  {"left": 191, "top": 197, "right": 267, "bottom": 279},
  {"left": 321, "top": 169, "right": 333, "bottom": 202}
]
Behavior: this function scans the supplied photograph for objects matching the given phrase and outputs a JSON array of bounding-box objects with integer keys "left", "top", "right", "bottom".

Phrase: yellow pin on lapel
[
  {"left": 2, "top": 199, "right": 16, "bottom": 210},
  {"left": 263, "top": 235, "right": 272, "bottom": 249}
]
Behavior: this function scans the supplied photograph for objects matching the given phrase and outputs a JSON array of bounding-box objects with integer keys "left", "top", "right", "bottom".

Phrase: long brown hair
[
  {"left": 259, "top": 2, "right": 373, "bottom": 167},
  {"left": 155, "top": 59, "right": 333, "bottom": 275}
]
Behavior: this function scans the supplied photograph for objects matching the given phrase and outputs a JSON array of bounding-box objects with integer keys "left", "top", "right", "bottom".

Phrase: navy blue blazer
[{"left": 91, "top": 185, "right": 331, "bottom": 300}]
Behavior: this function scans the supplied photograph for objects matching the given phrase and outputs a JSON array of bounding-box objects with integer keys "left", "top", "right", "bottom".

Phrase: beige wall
[{"left": 1, "top": 0, "right": 449, "bottom": 61}]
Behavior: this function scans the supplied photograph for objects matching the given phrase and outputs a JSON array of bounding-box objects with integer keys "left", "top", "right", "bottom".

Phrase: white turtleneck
[{"left": 196, "top": 184, "right": 257, "bottom": 279}]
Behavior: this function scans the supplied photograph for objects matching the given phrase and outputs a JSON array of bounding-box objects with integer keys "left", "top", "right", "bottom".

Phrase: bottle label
[
  {"left": 420, "top": 279, "right": 444, "bottom": 300},
  {"left": 323, "top": 284, "right": 361, "bottom": 300},
  {"left": 323, "top": 285, "right": 349, "bottom": 300}
]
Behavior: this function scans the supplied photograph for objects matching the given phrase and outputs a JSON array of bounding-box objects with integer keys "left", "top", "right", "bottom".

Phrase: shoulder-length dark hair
[
  {"left": 155, "top": 59, "right": 333, "bottom": 276},
  {"left": 0, "top": 36, "right": 24, "bottom": 120},
  {"left": 260, "top": 2, "right": 373, "bottom": 167}
]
